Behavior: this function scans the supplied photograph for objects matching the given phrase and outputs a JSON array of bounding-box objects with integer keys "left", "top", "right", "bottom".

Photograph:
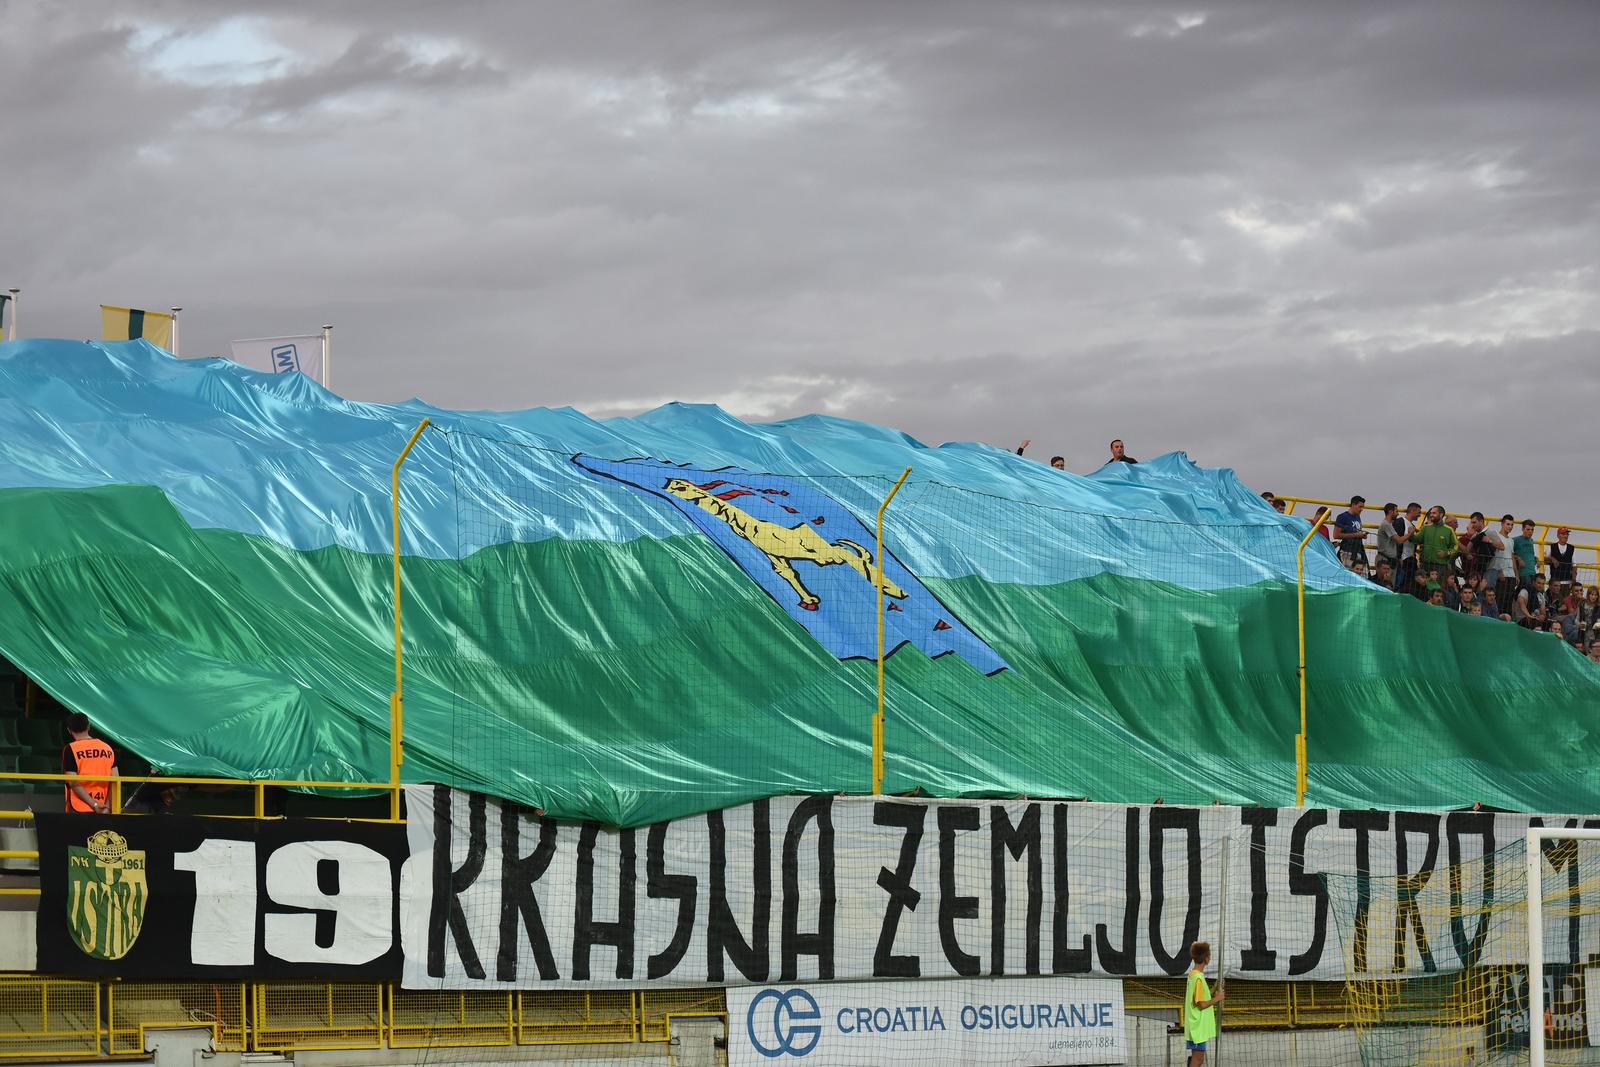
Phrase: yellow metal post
[
  {"left": 873, "top": 467, "right": 913, "bottom": 795},
  {"left": 390, "top": 418, "right": 431, "bottom": 820},
  {"left": 1294, "top": 507, "right": 1331, "bottom": 806}
]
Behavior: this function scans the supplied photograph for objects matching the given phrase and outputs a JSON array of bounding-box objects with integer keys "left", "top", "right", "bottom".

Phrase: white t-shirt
[{"left": 1397, "top": 515, "right": 1417, "bottom": 561}]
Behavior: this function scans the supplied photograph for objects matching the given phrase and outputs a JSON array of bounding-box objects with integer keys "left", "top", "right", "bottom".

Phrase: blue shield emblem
[{"left": 573, "top": 455, "right": 1007, "bottom": 675}]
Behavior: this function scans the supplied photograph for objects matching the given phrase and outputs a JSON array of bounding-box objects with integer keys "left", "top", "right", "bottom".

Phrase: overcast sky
[{"left": 4, "top": 1, "right": 1598, "bottom": 522}]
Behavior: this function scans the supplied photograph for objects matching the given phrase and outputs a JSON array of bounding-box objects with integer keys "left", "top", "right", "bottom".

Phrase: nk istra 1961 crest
[{"left": 66, "top": 829, "right": 147, "bottom": 960}]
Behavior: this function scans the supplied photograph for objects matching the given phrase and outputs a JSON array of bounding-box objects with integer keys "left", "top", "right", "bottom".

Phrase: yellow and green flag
[{"left": 100, "top": 306, "right": 173, "bottom": 350}]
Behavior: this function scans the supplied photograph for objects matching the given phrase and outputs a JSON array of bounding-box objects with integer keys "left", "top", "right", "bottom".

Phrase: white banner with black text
[{"left": 401, "top": 785, "right": 1600, "bottom": 989}]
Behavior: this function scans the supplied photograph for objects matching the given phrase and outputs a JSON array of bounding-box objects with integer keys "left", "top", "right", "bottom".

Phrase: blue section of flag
[
  {"left": 0, "top": 339, "right": 1375, "bottom": 595},
  {"left": 572, "top": 454, "right": 1009, "bottom": 675}
]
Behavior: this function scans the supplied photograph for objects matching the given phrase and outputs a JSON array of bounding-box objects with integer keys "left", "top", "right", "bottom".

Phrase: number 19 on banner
[{"left": 175, "top": 840, "right": 395, "bottom": 966}]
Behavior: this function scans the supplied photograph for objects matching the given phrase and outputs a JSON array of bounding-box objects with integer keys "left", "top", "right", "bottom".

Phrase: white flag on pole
[{"left": 229, "top": 334, "right": 324, "bottom": 381}]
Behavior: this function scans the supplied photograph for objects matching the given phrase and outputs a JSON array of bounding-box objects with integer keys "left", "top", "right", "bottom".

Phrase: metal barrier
[
  {"left": 388, "top": 988, "right": 513, "bottom": 1049},
  {"left": 0, "top": 976, "right": 99, "bottom": 1061},
  {"left": 1277, "top": 495, "right": 1600, "bottom": 578},
  {"left": 0, "top": 974, "right": 1443, "bottom": 1059},
  {"left": 106, "top": 980, "right": 246, "bottom": 1056},
  {"left": 251, "top": 981, "right": 384, "bottom": 1051},
  {"left": 637, "top": 988, "right": 730, "bottom": 1043},
  {"left": 516, "top": 990, "right": 637, "bottom": 1045},
  {"left": 0, "top": 978, "right": 709, "bottom": 1059},
  {"left": 1122, "top": 978, "right": 1353, "bottom": 1032}
]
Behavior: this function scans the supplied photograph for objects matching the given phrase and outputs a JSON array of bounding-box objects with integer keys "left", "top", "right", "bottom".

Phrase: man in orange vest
[{"left": 61, "top": 713, "right": 118, "bottom": 814}]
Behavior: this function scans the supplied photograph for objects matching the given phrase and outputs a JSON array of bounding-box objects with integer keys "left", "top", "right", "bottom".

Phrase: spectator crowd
[
  {"left": 1261, "top": 493, "right": 1600, "bottom": 659},
  {"left": 1013, "top": 440, "right": 1595, "bottom": 659}
]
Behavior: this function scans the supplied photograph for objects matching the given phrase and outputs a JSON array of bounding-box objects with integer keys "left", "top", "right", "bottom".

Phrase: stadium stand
[{"left": 1, "top": 339, "right": 1598, "bottom": 1065}]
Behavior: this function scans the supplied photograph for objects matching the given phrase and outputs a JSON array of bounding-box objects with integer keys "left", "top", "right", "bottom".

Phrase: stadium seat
[
  {"left": 0, "top": 720, "right": 22, "bottom": 756},
  {"left": 16, "top": 754, "right": 54, "bottom": 796},
  {"left": 0, "top": 754, "right": 25, "bottom": 801},
  {"left": 16, "top": 719, "right": 60, "bottom": 752}
]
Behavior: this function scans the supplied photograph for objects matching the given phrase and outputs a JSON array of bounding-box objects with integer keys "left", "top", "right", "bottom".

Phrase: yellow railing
[
  {"left": 872, "top": 466, "right": 912, "bottom": 795},
  {"left": 253, "top": 981, "right": 384, "bottom": 1051},
  {"left": 1123, "top": 978, "right": 1354, "bottom": 1031},
  {"left": 1293, "top": 507, "right": 1332, "bottom": 806},
  {"left": 107, "top": 981, "right": 247, "bottom": 1056},
  {"left": 516, "top": 990, "right": 637, "bottom": 1045},
  {"left": 1277, "top": 495, "right": 1600, "bottom": 577},
  {"left": 0, "top": 978, "right": 728, "bottom": 1059},
  {"left": 0, "top": 976, "right": 99, "bottom": 1061},
  {"left": 389, "top": 418, "right": 431, "bottom": 822},
  {"left": 0, "top": 975, "right": 1409, "bottom": 1059},
  {"left": 388, "top": 989, "right": 513, "bottom": 1049}
]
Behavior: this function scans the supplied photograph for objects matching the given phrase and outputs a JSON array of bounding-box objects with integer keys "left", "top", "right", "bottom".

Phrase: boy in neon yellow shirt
[{"left": 1184, "top": 940, "right": 1225, "bottom": 1065}]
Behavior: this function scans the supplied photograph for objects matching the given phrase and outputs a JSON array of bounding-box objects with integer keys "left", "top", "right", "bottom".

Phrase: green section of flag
[{"left": 0, "top": 483, "right": 1596, "bottom": 826}]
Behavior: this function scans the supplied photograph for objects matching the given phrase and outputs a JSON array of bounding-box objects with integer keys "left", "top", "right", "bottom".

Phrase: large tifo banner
[
  {"left": 404, "top": 786, "right": 1600, "bottom": 989},
  {"left": 727, "top": 978, "right": 1126, "bottom": 1066},
  {"left": 36, "top": 812, "right": 406, "bottom": 979}
]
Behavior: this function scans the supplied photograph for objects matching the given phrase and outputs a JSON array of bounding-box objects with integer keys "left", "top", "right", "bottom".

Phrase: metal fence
[
  {"left": 0, "top": 978, "right": 717, "bottom": 1060},
  {"left": 1275, "top": 494, "right": 1600, "bottom": 580},
  {"left": 0, "top": 975, "right": 1402, "bottom": 1060}
]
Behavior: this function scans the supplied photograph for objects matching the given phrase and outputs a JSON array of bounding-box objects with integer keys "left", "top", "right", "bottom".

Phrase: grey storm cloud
[{"left": 2, "top": 0, "right": 1597, "bottom": 521}]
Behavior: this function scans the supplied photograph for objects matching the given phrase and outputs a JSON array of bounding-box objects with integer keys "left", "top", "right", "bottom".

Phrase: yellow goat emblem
[{"left": 664, "top": 477, "right": 908, "bottom": 611}]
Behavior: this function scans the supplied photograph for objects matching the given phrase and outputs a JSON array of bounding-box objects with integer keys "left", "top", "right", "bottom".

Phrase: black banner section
[{"left": 36, "top": 812, "right": 407, "bottom": 979}]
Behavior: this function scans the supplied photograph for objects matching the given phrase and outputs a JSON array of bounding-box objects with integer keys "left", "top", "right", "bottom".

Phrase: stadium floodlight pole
[
  {"left": 322, "top": 324, "right": 333, "bottom": 389},
  {"left": 873, "top": 466, "right": 913, "bottom": 795},
  {"left": 1294, "top": 507, "right": 1331, "bottom": 805},
  {"left": 390, "top": 417, "right": 432, "bottom": 820},
  {"left": 6, "top": 289, "right": 17, "bottom": 340},
  {"left": 1526, "top": 827, "right": 1600, "bottom": 1066}
]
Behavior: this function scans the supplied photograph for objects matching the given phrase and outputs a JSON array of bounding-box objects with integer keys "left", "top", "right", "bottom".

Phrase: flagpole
[
  {"left": 7, "top": 289, "right": 17, "bottom": 341},
  {"left": 322, "top": 324, "right": 333, "bottom": 389},
  {"left": 170, "top": 306, "right": 182, "bottom": 356}
]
